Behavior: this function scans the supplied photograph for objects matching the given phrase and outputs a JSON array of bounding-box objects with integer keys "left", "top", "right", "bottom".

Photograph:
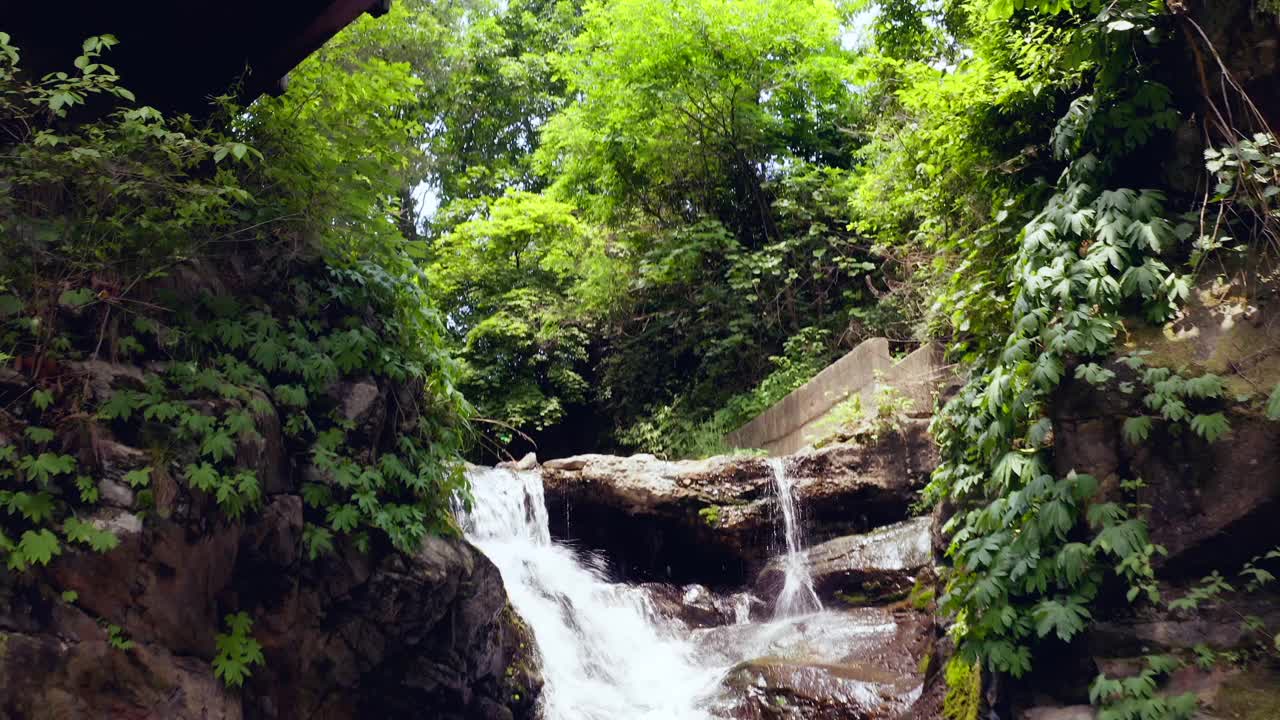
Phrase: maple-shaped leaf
[
  {"left": 185, "top": 463, "right": 221, "bottom": 492},
  {"left": 201, "top": 431, "right": 236, "bottom": 462},
  {"left": 15, "top": 528, "right": 61, "bottom": 568},
  {"left": 63, "top": 517, "right": 120, "bottom": 552}
]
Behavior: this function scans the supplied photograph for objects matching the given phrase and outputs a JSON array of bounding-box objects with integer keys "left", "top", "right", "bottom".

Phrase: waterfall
[
  {"left": 767, "top": 457, "right": 823, "bottom": 618},
  {"left": 460, "top": 467, "right": 722, "bottom": 720}
]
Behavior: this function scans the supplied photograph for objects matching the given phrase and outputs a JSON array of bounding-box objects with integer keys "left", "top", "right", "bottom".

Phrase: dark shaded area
[
  {"left": 544, "top": 493, "right": 767, "bottom": 587},
  {"left": 4, "top": 0, "right": 388, "bottom": 114}
]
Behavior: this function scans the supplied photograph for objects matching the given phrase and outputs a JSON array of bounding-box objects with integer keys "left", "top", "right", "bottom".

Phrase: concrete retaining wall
[{"left": 723, "top": 340, "right": 955, "bottom": 456}]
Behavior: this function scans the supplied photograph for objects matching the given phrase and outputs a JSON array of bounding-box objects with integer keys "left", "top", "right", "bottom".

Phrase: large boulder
[
  {"left": 755, "top": 517, "right": 932, "bottom": 609},
  {"left": 700, "top": 607, "right": 931, "bottom": 720},
  {"left": 542, "top": 421, "right": 936, "bottom": 586},
  {"left": 1052, "top": 280, "right": 1280, "bottom": 576},
  {"left": 980, "top": 276, "right": 1280, "bottom": 718},
  {"left": 636, "top": 583, "right": 752, "bottom": 628},
  {"left": 1, "top": 492, "right": 542, "bottom": 720},
  {"left": 244, "top": 530, "right": 542, "bottom": 720},
  {"left": 0, "top": 360, "right": 542, "bottom": 720},
  {"left": 0, "top": 582, "right": 241, "bottom": 720}
]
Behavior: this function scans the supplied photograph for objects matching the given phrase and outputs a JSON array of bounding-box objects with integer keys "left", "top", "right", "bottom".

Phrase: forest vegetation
[{"left": 2, "top": 0, "right": 1279, "bottom": 712}]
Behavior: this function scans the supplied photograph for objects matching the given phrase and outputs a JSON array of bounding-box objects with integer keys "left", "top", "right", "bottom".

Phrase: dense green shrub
[{"left": 0, "top": 29, "right": 470, "bottom": 575}]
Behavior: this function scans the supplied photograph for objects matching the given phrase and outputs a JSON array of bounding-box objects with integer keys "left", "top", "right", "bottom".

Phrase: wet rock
[
  {"left": 717, "top": 659, "right": 917, "bottom": 720},
  {"left": 250, "top": 533, "right": 543, "bottom": 719},
  {"left": 12, "top": 490, "right": 541, "bottom": 720},
  {"left": 1206, "top": 666, "right": 1280, "bottom": 720},
  {"left": 68, "top": 359, "right": 148, "bottom": 402},
  {"left": 47, "top": 512, "right": 242, "bottom": 657},
  {"left": 0, "top": 366, "right": 27, "bottom": 396},
  {"left": 0, "top": 602, "right": 241, "bottom": 720},
  {"left": 543, "top": 422, "right": 935, "bottom": 587},
  {"left": 498, "top": 452, "right": 539, "bottom": 471},
  {"left": 700, "top": 608, "right": 931, "bottom": 720},
  {"left": 1087, "top": 584, "right": 1280, "bottom": 657},
  {"left": 96, "top": 477, "right": 135, "bottom": 508},
  {"left": 1054, "top": 384, "right": 1280, "bottom": 574},
  {"left": 1052, "top": 282, "right": 1280, "bottom": 575},
  {"left": 756, "top": 517, "right": 932, "bottom": 609},
  {"left": 328, "top": 376, "right": 387, "bottom": 444},
  {"left": 638, "top": 583, "right": 747, "bottom": 628},
  {"left": 237, "top": 388, "right": 286, "bottom": 494}
]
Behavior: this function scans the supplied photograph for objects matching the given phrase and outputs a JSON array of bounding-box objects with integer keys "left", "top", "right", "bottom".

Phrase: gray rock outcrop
[
  {"left": 541, "top": 420, "right": 937, "bottom": 586},
  {"left": 755, "top": 517, "right": 932, "bottom": 609}
]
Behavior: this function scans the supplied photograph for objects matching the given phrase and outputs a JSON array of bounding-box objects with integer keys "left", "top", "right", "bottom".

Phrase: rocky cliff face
[
  {"left": 904, "top": 275, "right": 1280, "bottom": 720},
  {"left": 541, "top": 420, "right": 936, "bottom": 586},
  {"left": 0, "top": 364, "right": 541, "bottom": 720}
]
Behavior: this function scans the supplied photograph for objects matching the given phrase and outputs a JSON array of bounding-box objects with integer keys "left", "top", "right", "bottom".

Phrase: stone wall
[{"left": 724, "top": 340, "right": 956, "bottom": 455}]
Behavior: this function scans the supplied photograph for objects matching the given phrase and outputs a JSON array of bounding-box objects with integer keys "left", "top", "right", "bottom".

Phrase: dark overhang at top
[{"left": 3, "top": 0, "right": 391, "bottom": 114}]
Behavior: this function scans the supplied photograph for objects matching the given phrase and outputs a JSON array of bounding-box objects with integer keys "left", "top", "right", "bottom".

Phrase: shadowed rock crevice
[{"left": 542, "top": 421, "right": 936, "bottom": 587}]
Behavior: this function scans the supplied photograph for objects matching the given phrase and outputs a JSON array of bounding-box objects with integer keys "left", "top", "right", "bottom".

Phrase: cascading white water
[
  {"left": 460, "top": 467, "right": 723, "bottom": 720},
  {"left": 767, "top": 457, "right": 823, "bottom": 618}
]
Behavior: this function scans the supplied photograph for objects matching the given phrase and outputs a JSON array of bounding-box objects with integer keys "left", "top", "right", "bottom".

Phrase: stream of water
[
  {"left": 461, "top": 467, "right": 723, "bottom": 720},
  {"left": 459, "top": 465, "right": 840, "bottom": 720},
  {"left": 767, "top": 457, "right": 823, "bottom": 618}
]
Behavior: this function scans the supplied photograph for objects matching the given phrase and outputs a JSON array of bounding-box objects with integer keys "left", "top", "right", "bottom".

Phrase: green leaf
[
  {"left": 200, "top": 431, "right": 236, "bottom": 462},
  {"left": 75, "top": 475, "right": 100, "bottom": 503},
  {"left": 58, "top": 288, "right": 97, "bottom": 309},
  {"left": 21, "top": 452, "right": 77, "bottom": 483},
  {"left": 7, "top": 491, "right": 56, "bottom": 523},
  {"left": 1183, "top": 374, "right": 1225, "bottom": 399},
  {"left": 0, "top": 294, "right": 24, "bottom": 317},
  {"left": 24, "top": 426, "right": 55, "bottom": 444},
  {"left": 63, "top": 517, "right": 120, "bottom": 553},
  {"left": 303, "top": 524, "right": 335, "bottom": 560},
  {"left": 31, "top": 389, "right": 54, "bottom": 411},
  {"left": 185, "top": 463, "right": 221, "bottom": 492},
  {"left": 327, "top": 504, "right": 360, "bottom": 532},
  {"left": 123, "top": 467, "right": 152, "bottom": 488},
  {"left": 1033, "top": 598, "right": 1091, "bottom": 641},
  {"left": 213, "top": 612, "right": 265, "bottom": 688},
  {"left": 223, "top": 411, "right": 257, "bottom": 437},
  {"left": 1267, "top": 383, "right": 1280, "bottom": 420},
  {"left": 1122, "top": 416, "right": 1152, "bottom": 445},
  {"left": 98, "top": 391, "right": 141, "bottom": 421},
  {"left": 15, "top": 528, "right": 62, "bottom": 568},
  {"left": 1189, "top": 413, "right": 1230, "bottom": 442}
]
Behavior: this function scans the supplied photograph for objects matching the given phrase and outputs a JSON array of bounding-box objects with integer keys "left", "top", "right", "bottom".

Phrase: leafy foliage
[
  {"left": 422, "top": 0, "right": 921, "bottom": 455},
  {"left": 213, "top": 612, "right": 265, "bottom": 688},
  {"left": 1089, "top": 655, "right": 1197, "bottom": 720},
  {"left": 0, "top": 26, "right": 470, "bottom": 577}
]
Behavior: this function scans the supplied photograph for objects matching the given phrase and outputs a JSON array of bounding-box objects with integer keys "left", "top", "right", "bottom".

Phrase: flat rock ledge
[{"left": 541, "top": 420, "right": 936, "bottom": 586}]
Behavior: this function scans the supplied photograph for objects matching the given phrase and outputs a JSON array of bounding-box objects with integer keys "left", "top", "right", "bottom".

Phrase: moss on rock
[
  {"left": 943, "top": 658, "right": 982, "bottom": 720},
  {"left": 1213, "top": 668, "right": 1280, "bottom": 720}
]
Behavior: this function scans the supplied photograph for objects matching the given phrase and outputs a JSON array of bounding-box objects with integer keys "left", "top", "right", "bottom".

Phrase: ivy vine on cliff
[
  {"left": 0, "top": 26, "right": 471, "bottom": 686},
  {"left": 918, "top": 2, "right": 1279, "bottom": 713}
]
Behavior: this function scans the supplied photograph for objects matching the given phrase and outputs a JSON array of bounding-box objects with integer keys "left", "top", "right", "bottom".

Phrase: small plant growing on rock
[
  {"left": 698, "top": 506, "right": 722, "bottom": 527},
  {"left": 104, "top": 623, "right": 134, "bottom": 652},
  {"left": 942, "top": 658, "right": 981, "bottom": 720},
  {"left": 1089, "top": 655, "right": 1197, "bottom": 720},
  {"left": 213, "top": 612, "right": 265, "bottom": 688}
]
